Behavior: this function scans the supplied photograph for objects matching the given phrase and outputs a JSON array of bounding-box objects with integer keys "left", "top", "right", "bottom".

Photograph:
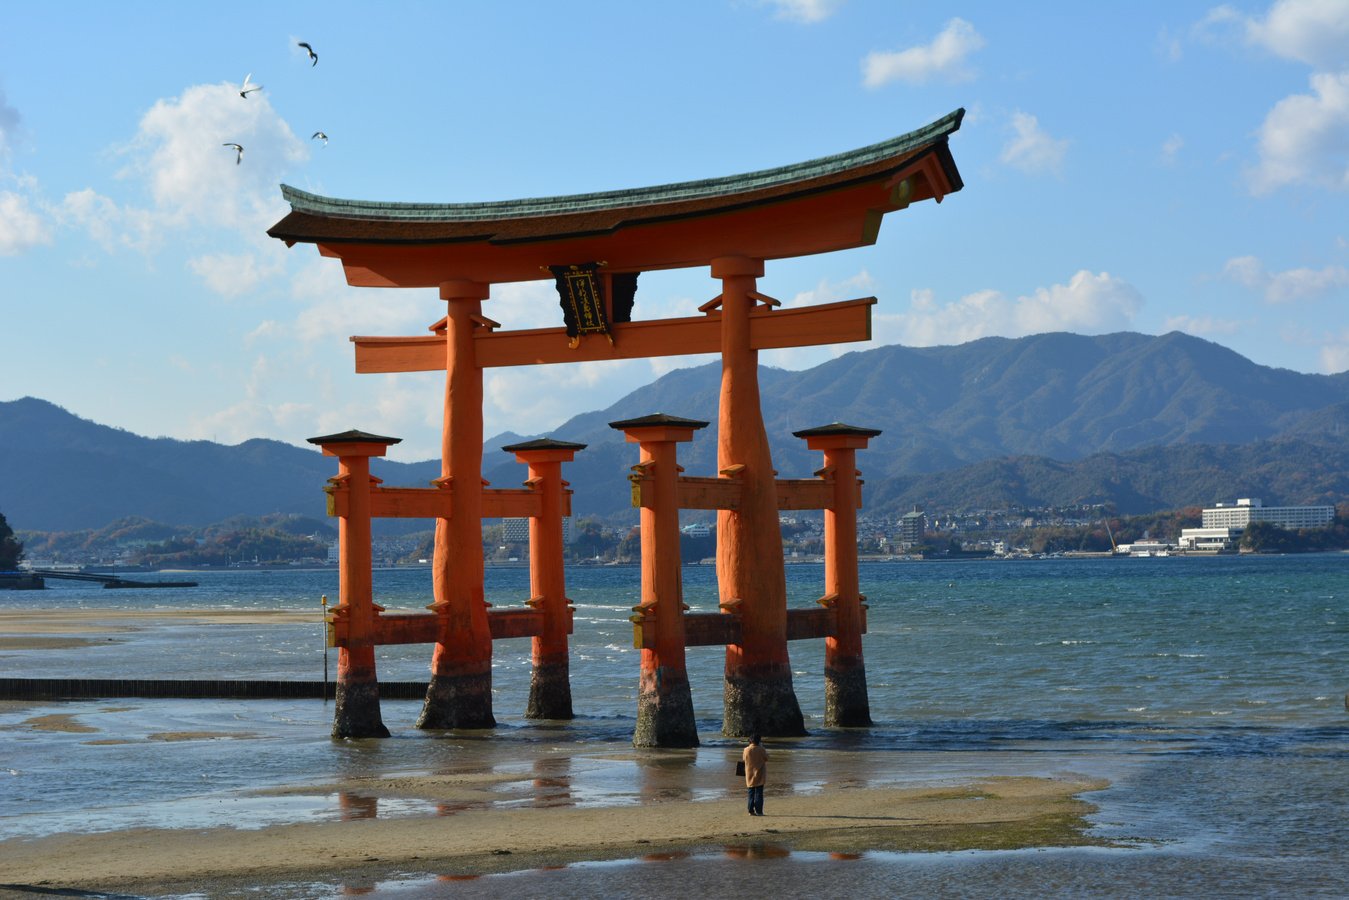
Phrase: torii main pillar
[
  {"left": 713, "top": 256, "right": 805, "bottom": 738},
  {"left": 418, "top": 279, "right": 496, "bottom": 730}
]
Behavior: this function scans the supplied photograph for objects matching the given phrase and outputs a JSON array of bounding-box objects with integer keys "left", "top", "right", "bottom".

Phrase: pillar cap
[
  {"left": 308, "top": 429, "right": 401, "bottom": 458},
  {"left": 501, "top": 438, "right": 588, "bottom": 453},
  {"left": 308, "top": 429, "right": 402, "bottom": 446},
  {"left": 610, "top": 412, "right": 708, "bottom": 444},
  {"left": 791, "top": 423, "right": 882, "bottom": 439},
  {"left": 609, "top": 413, "right": 709, "bottom": 431}
]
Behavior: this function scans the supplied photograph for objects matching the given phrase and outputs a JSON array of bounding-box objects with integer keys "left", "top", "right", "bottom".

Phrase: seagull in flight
[
  {"left": 239, "top": 73, "right": 262, "bottom": 98},
  {"left": 312, "top": 131, "right": 328, "bottom": 145},
  {"left": 298, "top": 41, "right": 318, "bottom": 66},
  {"left": 223, "top": 143, "right": 244, "bottom": 164}
]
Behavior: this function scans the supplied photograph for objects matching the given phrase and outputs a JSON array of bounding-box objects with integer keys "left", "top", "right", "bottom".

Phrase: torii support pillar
[
  {"left": 611, "top": 414, "right": 704, "bottom": 748},
  {"left": 419, "top": 279, "right": 496, "bottom": 730},
  {"left": 308, "top": 429, "right": 400, "bottom": 739},
  {"left": 502, "top": 438, "right": 587, "bottom": 720},
  {"left": 712, "top": 256, "right": 805, "bottom": 738},
  {"left": 794, "top": 423, "right": 881, "bottom": 727}
]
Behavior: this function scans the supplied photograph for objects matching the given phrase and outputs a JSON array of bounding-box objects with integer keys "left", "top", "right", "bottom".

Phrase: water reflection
[
  {"left": 339, "top": 880, "right": 376, "bottom": 895},
  {"left": 338, "top": 792, "right": 378, "bottom": 820},
  {"left": 724, "top": 842, "right": 792, "bottom": 860},
  {"left": 636, "top": 750, "right": 699, "bottom": 804},
  {"left": 531, "top": 755, "right": 574, "bottom": 808},
  {"left": 435, "top": 800, "right": 484, "bottom": 817}
]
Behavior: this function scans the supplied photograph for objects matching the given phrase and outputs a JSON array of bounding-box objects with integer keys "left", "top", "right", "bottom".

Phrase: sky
[{"left": 2, "top": 1, "right": 1347, "bottom": 462}]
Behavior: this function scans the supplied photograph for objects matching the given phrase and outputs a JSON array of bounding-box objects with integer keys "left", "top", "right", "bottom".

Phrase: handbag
[{"left": 735, "top": 760, "right": 745, "bottom": 777}]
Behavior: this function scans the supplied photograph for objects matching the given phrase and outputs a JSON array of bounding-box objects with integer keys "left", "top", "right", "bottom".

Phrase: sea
[{"left": 1, "top": 554, "right": 1346, "bottom": 898}]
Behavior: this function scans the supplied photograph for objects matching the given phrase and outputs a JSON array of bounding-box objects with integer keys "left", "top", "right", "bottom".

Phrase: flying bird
[
  {"left": 312, "top": 131, "right": 328, "bottom": 145},
  {"left": 223, "top": 143, "right": 244, "bottom": 164},
  {"left": 298, "top": 41, "right": 318, "bottom": 66},
  {"left": 239, "top": 73, "right": 262, "bottom": 98}
]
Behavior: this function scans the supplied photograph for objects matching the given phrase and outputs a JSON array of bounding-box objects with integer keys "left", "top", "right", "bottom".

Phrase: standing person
[{"left": 742, "top": 734, "right": 767, "bottom": 816}]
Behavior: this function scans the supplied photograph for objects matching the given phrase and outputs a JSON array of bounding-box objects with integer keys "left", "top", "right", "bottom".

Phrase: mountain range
[{"left": 4, "top": 331, "right": 1347, "bottom": 533}]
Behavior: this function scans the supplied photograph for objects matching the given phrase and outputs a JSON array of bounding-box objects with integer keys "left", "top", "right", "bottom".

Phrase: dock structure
[{"left": 275, "top": 109, "right": 965, "bottom": 742}]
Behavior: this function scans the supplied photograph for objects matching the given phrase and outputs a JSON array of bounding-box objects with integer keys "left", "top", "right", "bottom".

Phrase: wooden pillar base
[
  {"left": 824, "top": 660, "right": 873, "bottom": 727},
  {"left": 332, "top": 681, "right": 390, "bottom": 739},
  {"left": 723, "top": 666, "right": 806, "bottom": 738},
  {"left": 526, "top": 660, "right": 574, "bottom": 720},
  {"left": 634, "top": 667, "right": 699, "bottom": 748},
  {"left": 417, "top": 672, "right": 496, "bottom": 730}
]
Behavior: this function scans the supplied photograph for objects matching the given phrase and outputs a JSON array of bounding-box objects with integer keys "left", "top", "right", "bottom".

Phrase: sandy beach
[
  {"left": 1, "top": 607, "right": 1110, "bottom": 894},
  {"left": 0, "top": 771, "right": 1105, "bottom": 894}
]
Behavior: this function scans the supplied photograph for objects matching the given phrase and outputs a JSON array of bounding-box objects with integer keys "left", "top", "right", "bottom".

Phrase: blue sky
[{"left": 2, "top": 1, "right": 1347, "bottom": 462}]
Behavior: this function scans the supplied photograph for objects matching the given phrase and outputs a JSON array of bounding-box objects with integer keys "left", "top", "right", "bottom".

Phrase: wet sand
[
  {"left": 0, "top": 608, "right": 319, "bottom": 635},
  {"left": 0, "top": 607, "right": 1109, "bottom": 893},
  {"left": 0, "top": 774, "right": 1106, "bottom": 894}
]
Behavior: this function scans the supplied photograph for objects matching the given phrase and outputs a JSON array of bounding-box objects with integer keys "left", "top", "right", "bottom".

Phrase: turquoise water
[{"left": 1, "top": 554, "right": 1346, "bottom": 896}]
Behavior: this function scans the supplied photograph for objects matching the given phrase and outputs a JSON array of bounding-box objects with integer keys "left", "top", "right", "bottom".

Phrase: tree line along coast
[{"left": 5, "top": 501, "right": 1348, "bottom": 574}]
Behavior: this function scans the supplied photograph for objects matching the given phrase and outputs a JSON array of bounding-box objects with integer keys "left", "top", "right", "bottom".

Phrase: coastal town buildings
[{"left": 898, "top": 508, "right": 926, "bottom": 549}]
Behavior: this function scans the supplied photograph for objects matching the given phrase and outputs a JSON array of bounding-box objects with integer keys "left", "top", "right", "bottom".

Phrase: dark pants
[{"left": 746, "top": 784, "right": 764, "bottom": 815}]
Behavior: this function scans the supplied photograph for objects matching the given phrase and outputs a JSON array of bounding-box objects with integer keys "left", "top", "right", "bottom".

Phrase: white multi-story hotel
[{"left": 1201, "top": 498, "right": 1335, "bottom": 530}]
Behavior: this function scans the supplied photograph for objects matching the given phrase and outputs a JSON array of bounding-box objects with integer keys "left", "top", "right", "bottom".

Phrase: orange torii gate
[{"left": 273, "top": 109, "right": 965, "bottom": 741}]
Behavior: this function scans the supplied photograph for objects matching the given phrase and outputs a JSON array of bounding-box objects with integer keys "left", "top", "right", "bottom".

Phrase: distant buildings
[
  {"left": 898, "top": 508, "right": 926, "bottom": 548},
  {"left": 1201, "top": 498, "right": 1335, "bottom": 530},
  {"left": 1179, "top": 498, "right": 1335, "bottom": 552},
  {"left": 502, "top": 516, "right": 574, "bottom": 546}
]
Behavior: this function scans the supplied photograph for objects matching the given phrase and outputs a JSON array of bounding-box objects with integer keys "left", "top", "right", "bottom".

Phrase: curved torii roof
[{"left": 268, "top": 109, "right": 964, "bottom": 287}]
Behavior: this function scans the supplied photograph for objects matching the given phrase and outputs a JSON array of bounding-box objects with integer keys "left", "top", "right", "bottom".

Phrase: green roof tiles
[{"left": 279, "top": 109, "right": 964, "bottom": 223}]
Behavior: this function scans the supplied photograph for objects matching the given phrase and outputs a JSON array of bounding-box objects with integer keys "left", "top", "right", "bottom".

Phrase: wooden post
[
  {"left": 503, "top": 438, "right": 586, "bottom": 720},
  {"left": 419, "top": 279, "right": 496, "bottom": 730},
  {"left": 795, "top": 423, "right": 880, "bottom": 727},
  {"left": 711, "top": 256, "right": 805, "bottom": 738},
  {"left": 308, "top": 430, "right": 399, "bottom": 739},
  {"left": 611, "top": 414, "right": 704, "bottom": 748}
]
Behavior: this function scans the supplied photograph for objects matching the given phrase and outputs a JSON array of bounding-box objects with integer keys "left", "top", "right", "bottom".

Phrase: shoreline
[{"left": 0, "top": 774, "right": 1109, "bottom": 894}]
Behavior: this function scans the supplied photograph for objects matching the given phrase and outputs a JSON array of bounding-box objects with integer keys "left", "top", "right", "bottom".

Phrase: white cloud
[
  {"left": 125, "top": 83, "right": 307, "bottom": 228},
  {"left": 1200, "top": 4, "right": 1349, "bottom": 194},
  {"left": 0, "top": 87, "right": 19, "bottom": 158},
  {"left": 62, "top": 82, "right": 307, "bottom": 265},
  {"left": 1320, "top": 333, "right": 1349, "bottom": 372},
  {"left": 1161, "top": 133, "right": 1185, "bottom": 166},
  {"left": 484, "top": 358, "right": 654, "bottom": 436},
  {"left": 999, "top": 112, "right": 1068, "bottom": 175},
  {"left": 863, "top": 18, "right": 985, "bottom": 88},
  {"left": 292, "top": 288, "right": 431, "bottom": 345},
  {"left": 1156, "top": 26, "right": 1184, "bottom": 62},
  {"left": 189, "top": 247, "right": 289, "bottom": 298},
  {"left": 762, "top": 0, "right": 842, "bottom": 24},
  {"left": 1206, "top": 0, "right": 1349, "bottom": 68},
  {"left": 875, "top": 271, "right": 1144, "bottom": 347},
  {"left": 1222, "top": 254, "right": 1349, "bottom": 302},
  {"left": 60, "top": 187, "right": 159, "bottom": 252},
  {"left": 760, "top": 271, "right": 878, "bottom": 369},
  {"left": 1248, "top": 70, "right": 1349, "bottom": 193},
  {"left": 0, "top": 191, "right": 51, "bottom": 255},
  {"left": 1162, "top": 314, "right": 1243, "bottom": 336}
]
